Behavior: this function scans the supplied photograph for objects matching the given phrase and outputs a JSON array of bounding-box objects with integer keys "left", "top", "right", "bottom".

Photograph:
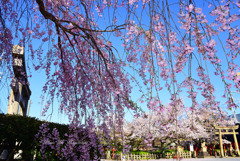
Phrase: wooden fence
[
  {"left": 122, "top": 153, "right": 157, "bottom": 160},
  {"left": 165, "top": 151, "right": 192, "bottom": 159},
  {"left": 109, "top": 151, "right": 193, "bottom": 160}
]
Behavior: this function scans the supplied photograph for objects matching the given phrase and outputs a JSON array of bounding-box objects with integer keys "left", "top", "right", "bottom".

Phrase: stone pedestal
[{"left": 198, "top": 151, "right": 210, "bottom": 158}]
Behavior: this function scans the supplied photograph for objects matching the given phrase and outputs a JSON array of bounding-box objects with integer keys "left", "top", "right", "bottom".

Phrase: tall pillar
[
  {"left": 233, "top": 129, "right": 240, "bottom": 156},
  {"left": 219, "top": 129, "right": 224, "bottom": 157},
  {"left": 7, "top": 90, "right": 19, "bottom": 114},
  {"left": 7, "top": 81, "right": 23, "bottom": 115}
]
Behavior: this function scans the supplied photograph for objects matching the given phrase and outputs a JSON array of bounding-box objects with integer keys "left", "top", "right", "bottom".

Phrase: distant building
[
  {"left": 234, "top": 114, "right": 240, "bottom": 124},
  {"left": 224, "top": 113, "right": 240, "bottom": 144},
  {"left": 229, "top": 113, "right": 240, "bottom": 124}
]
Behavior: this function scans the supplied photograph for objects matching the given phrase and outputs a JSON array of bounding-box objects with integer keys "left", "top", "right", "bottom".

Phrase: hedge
[{"left": 0, "top": 114, "right": 101, "bottom": 160}]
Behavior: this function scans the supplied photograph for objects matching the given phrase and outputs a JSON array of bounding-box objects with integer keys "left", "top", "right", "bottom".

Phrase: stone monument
[{"left": 198, "top": 142, "right": 210, "bottom": 158}]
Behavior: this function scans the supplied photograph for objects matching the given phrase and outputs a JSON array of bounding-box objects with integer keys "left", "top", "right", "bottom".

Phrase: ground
[
  {"left": 155, "top": 158, "right": 240, "bottom": 161},
  {"left": 102, "top": 158, "right": 240, "bottom": 161}
]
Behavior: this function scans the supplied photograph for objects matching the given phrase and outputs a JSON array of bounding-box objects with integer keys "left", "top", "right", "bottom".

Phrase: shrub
[
  {"left": 164, "top": 149, "right": 175, "bottom": 153},
  {"left": 130, "top": 150, "right": 149, "bottom": 155}
]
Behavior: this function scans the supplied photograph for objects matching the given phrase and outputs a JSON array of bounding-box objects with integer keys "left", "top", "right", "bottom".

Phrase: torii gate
[
  {"left": 214, "top": 125, "right": 240, "bottom": 157},
  {"left": 7, "top": 45, "right": 31, "bottom": 116}
]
